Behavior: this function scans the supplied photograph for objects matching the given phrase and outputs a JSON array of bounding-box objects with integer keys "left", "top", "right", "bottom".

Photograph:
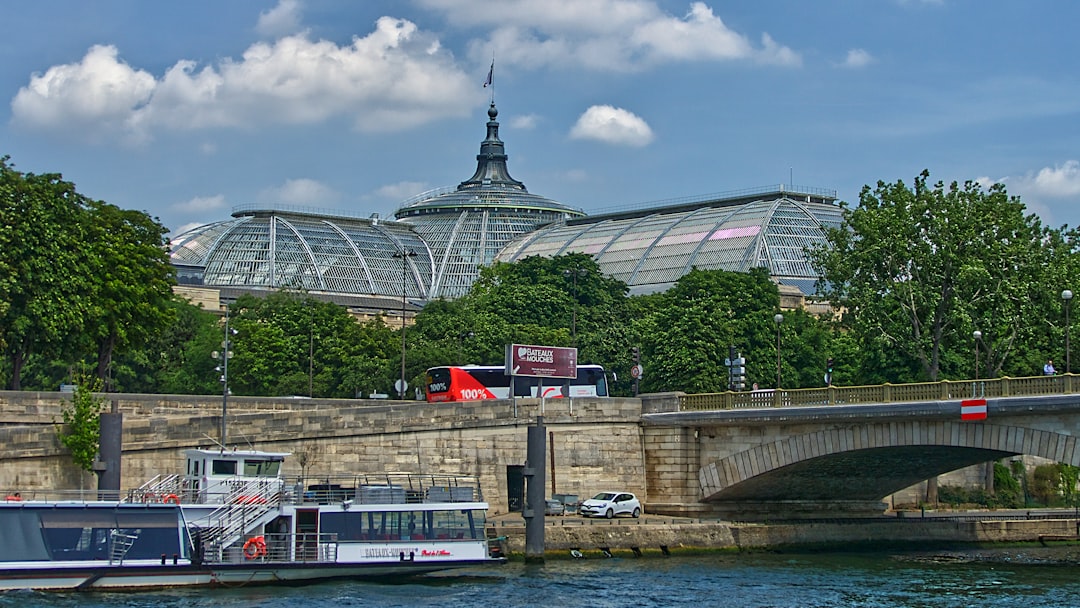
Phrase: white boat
[{"left": 0, "top": 449, "right": 505, "bottom": 591}]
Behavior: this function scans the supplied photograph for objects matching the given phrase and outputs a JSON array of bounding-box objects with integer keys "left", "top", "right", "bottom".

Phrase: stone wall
[{"left": 0, "top": 391, "right": 647, "bottom": 516}]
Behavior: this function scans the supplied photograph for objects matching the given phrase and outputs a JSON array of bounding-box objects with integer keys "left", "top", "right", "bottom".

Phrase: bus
[{"left": 425, "top": 364, "right": 609, "bottom": 403}]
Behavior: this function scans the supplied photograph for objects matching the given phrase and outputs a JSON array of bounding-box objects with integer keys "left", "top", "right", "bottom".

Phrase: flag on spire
[{"left": 483, "top": 61, "right": 494, "bottom": 88}]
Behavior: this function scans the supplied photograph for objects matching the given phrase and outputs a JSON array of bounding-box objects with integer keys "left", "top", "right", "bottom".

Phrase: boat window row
[{"left": 319, "top": 508, "right": 485, "bottom": 542}]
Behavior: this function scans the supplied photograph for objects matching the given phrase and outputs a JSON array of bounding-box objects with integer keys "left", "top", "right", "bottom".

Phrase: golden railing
[{"left": 679, "top": 374, "right": 1078, "bottom": 411}]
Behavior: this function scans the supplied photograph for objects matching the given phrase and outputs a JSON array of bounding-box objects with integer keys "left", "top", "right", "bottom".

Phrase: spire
[{"left": 457, "top": 102, "right": 526, "bottom": 191}]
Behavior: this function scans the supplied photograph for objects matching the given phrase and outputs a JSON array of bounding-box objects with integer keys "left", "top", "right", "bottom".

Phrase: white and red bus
[{"left": 425, "top": 364, "right": 610, "bottom": 403}]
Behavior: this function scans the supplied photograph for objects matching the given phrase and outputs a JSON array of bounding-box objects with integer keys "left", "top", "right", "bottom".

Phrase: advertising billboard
[{"left": 504, "top": 344, "right": 578, "bottom": 379}]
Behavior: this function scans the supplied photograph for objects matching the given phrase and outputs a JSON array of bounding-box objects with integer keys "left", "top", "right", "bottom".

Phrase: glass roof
[
  {"left": 497, "top": 195, "right": 844, "bottom": 296},
  {"left": 169, "top": 211, "right": 433, "bottom": 299}
]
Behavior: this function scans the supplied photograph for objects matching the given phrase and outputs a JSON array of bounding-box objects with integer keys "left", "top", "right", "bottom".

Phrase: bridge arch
[{"left": 699, "top": 420, "right": 1080, "bottom": 504}]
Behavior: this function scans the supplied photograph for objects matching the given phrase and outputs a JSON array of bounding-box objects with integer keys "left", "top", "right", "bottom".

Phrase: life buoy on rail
[
  {"left": 243, "top": 536, "right": 267, "bottom": 559},
  {"left": 5, "top": 494, "right": 21, "bottom": 501},
  {"left": 163, "top": 494, "right": 180, "bottom": 505}
]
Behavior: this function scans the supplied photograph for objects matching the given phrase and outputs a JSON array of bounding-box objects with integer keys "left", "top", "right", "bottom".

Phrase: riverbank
[{"left": 487, "top": 512, "right": 1080, "bottom": 558}]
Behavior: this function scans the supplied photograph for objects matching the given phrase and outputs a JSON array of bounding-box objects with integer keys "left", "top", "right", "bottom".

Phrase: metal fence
[{"left": 679, "top": 374, "right": 1078, "bottom": 411}]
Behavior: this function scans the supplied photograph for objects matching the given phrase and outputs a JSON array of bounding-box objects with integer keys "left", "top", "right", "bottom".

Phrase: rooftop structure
[
  {"left": 496, "top": 185, "right": 843, "bottom": 296},
  {"left": 394, "top": 102, "right": 585, "bottom": 299}
]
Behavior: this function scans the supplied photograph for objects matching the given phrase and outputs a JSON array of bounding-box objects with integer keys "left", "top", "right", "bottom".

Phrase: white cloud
[
  {"left": 10, "top": 45, "right": 156, "bottom": 141},
  {"left": 1012, "top": 161, "right": 1080, "bottom": 198},
  {"left": 257, "top": 0, "right": 304, "bottom": 38},
  {"left": 373, "top": 181, "right": 432, "bottom": 202},
  {"left": 569, "top": 105, "right": 654, "bottom": 147},
  {"left": 11, "top": 18, "right": 475, "bottom": 142},
  {"left": 509, "top": 113, "right": 540, "bottom": 129},
  {"left": 841, "top": 48, "right": 874, "bottom": 69},
  {"left": 422, "top": 0, "right": 800, "bottom": 71},
  {"left": 172, "top": 194, "right": 227, "bottom": 213},
  {"left": 259, "top": 178, "right": 340, "bottom": 205}
]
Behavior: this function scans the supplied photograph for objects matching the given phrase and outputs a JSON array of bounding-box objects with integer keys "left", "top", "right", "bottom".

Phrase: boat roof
[{"left": 184, "top": 448, "right": 290, "bottom": 461}]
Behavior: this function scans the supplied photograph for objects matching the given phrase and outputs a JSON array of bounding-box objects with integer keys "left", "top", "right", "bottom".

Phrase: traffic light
[
  {"left": 827, "top": 357, "right": 834, "bottom": 373},
  {"left": 631, "top": 346, "right": 640, "bottom": 363},
  {"left": 732, "top": 356, "right": 746, "bottom": 390}
]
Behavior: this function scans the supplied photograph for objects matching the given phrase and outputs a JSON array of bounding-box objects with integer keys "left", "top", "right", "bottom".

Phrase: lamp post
[
  {"left": 564, "top": 268, "right": 586, "bottom": 347},
  {"left": 973, "top": 330, "right": 982, "bottom": 380},
  {"left": 393, "top": 249, "right": 418, "bottom": 399},
  {"left": 211, "top": 308, "right": 238, "bottom": 449},
  {"left": 774, "top": 313, "right": 784, "bottom": 389},
  {"left": 1064, "top": 289, "right": 1073, "bottom": 374}
]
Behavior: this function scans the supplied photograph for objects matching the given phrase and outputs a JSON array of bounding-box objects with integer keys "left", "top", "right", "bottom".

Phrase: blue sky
[{"left": 4, "top": 0, "right": 1080, "bottom": 236}]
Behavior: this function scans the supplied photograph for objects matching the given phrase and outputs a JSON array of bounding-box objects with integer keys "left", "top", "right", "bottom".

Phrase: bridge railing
[{"left": 679, "top": 374, "right": 1078, "bottom": 411}]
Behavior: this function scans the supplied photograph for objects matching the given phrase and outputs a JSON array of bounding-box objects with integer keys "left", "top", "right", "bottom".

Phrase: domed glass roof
[
  {"left": 395, "top": 102, "right": 584, "bottom": 299},
  {"left": 496, "top": 186, "right": 843, "bottom": 296},
  {"left": 169, "top": 207, "right": 433, "bottom": 301}
]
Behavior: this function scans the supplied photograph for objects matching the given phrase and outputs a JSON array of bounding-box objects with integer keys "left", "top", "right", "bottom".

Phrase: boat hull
[{"left": 0, "top": 557, "right": 506, "bottom": 591}]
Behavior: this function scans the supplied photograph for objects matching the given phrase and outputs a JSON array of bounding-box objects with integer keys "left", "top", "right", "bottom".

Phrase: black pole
[
  {"left": 96, "top": 400, "right": 122, "bottom": 501},
  {"left": 523, "top": 416, "right": 546, "bottom": 563}
]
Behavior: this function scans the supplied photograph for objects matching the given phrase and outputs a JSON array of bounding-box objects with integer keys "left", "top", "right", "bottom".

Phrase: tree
[
  {"left": 809, "top": 170, "right": 1061, "bottom": 382},
  {"left": 57, "top": 375, "right": 105, "bottom": 472},
  {"left": 0, "top": 158, "right": 92, "bottom": 389},
  {"left": 635, "top": 267, "right": 784, "bottom": 392},
  {"left": 81, "top": 200, "right": 176, "bottom": 390}
]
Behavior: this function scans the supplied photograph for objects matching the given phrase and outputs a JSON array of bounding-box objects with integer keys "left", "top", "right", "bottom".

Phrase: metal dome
[
  {"left": 496, "top": 186, "right": 843, "bottom": 296},
  {"left": 395, "top": 102, "right": 585, "bottom": 299},
  {"left": 169, "top": 206, "right": 434, "bottom": 301}
]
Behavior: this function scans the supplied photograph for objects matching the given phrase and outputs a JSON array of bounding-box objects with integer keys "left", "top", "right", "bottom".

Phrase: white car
[{"left": 579, "top": 491, "right": 641, "bottom": 519}]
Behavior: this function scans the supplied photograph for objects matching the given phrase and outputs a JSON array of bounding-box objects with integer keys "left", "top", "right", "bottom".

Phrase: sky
[{"left": 3, "top": 0, "right": 1080, "bottom": 237}]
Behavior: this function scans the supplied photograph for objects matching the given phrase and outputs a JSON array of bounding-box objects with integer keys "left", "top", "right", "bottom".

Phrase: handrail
[{"left": 679, "top": 373, "right": 1077, "bottom": 411}]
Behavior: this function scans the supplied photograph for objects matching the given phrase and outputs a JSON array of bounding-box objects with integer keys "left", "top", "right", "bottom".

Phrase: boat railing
[
  {"left": 284, "top": 473, "right": 484, "bottom": 505},
  {"left": 211, "top": 532, "right": 339, "bottom": 564}
]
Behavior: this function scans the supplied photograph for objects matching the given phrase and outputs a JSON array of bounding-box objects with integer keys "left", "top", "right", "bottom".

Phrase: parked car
[
  {"left": 579, "top": 491, "right": 641, "bottom": 519},
  {"left": 545, "top": 498, "right": 566, "bottom": 516}
]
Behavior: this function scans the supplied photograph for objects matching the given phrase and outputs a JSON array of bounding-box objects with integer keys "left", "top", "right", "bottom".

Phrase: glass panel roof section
[
  {"left": 496, "top": 194, "right": 842, "bottom": 295},
  {"left": 168, "top": 211, "right": 433, "bottom": 298}
]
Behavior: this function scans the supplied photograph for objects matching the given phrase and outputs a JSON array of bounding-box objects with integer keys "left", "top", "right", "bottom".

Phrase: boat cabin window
[
  {"left": 243, "top": 459, "right": 281, "bottom": 477},
  {"left": 211, "top": 459, "right": 237, "bottom": 475}
]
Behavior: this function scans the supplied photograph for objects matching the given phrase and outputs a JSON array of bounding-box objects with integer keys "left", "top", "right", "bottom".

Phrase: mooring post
[
  {"left": 96, "top": 399, "right": 123, "bottom": 501},
  {"left": 523, "top": 415, "right": 546, "bottom": 563}
]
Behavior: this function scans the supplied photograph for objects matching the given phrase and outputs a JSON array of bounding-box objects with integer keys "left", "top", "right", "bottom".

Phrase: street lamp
[
  {"left": 973, "top": 330, "right": 982, "bottom": 380},
  {"left": 1064, "top": 289, "right": 1073, "bottom": 374},
  {"left": 393, "top": 248, "right": 418, "bottom": 399},
  {"left": 564, "top": 268, "right": 586, "bottom": 347},
  {"left": 211, "top": 308, "right": 238, "bottom": 449},
  {"left": 774, "top": 313, "right": 784, "bottom": 388}
]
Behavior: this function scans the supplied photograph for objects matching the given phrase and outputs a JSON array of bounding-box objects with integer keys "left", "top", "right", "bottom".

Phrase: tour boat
[{"left": 0, "top": 449, "right": 504, "bottom": 591}]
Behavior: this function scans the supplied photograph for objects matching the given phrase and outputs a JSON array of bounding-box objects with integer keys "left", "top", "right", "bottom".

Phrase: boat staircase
[{"left": 199, "top": 478, "right": 285, "bottom": 562}]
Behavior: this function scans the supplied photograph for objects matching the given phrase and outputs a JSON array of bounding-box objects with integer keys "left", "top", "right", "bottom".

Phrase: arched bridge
[{"left": 641, "top": 378, "right": 1080, "bottom": 519}]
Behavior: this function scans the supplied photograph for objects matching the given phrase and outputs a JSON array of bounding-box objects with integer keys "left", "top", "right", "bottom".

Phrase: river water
[{"left": 4, "top": 549, "right": 1080, "bottom": 608}]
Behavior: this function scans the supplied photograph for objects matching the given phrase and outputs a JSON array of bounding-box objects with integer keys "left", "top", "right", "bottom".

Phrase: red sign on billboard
[{"left": 505, "top": 344, "right": 577, "bottom": 379}]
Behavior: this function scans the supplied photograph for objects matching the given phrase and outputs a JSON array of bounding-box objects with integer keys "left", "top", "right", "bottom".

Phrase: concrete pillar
[{"left": 523, "top": 416, "right": 546, "bottom": 563}]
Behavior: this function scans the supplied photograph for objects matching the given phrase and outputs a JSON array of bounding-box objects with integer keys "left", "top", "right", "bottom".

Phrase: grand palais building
[{"left": 169, "top": 102, "right": 843, "bottom": 319}]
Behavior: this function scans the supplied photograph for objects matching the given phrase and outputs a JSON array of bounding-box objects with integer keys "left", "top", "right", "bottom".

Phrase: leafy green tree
[
  {"left": 0, "top": 158, "right": 92, "bottom": 389},
  {"left": 810, "top": 170, "right": 1064, "bottom": 382},
  {"left": 57, "top": 375, "right": 105, "bottom": 472},
  {"left": 81, "top": 200, "right": 176, "bottom": 389}
]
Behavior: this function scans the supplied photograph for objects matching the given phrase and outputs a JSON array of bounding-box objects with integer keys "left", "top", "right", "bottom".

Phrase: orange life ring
[
  {"left": 163, "top": 494, "right": 180, "bottom": 505},
  {"left": 243, "top": 536, "right": 267, "bottom": 559},
  {"left": 5, "top": 494, "right": 21, "bottom": 501}
]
